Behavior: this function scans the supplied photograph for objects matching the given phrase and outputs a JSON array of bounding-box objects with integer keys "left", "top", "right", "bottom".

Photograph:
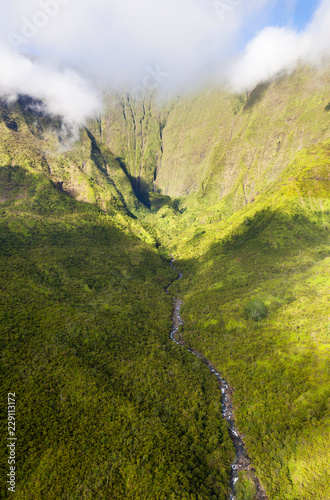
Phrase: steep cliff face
[
  {"left": 99, "top": 92, "right": 166, "bottom": 205},
  {"left": 198, "top": 67, "right": 330, "bottom": 212},
  {"left": 100, "top": 65, "right": 330, "bottom": 213},
  {"left": 2, "top": 66, "right": 329, "bottom": 229},
  {"left": 97, "top": 88, "right": 233, "bottom": 201},
  {"left": 0, "top": 96, "right": 139, "bottom": 215},
  {"left": 157, "top": 87, "right": 234, "bottom": 198}
]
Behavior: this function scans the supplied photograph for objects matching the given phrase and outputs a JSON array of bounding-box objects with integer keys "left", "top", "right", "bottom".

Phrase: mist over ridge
[{"left": 0, "top": 1, "right": 329, "bottom": 125}]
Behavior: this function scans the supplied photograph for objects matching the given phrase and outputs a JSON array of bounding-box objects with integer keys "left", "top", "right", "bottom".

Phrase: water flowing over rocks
[{"left": 167, "top": 259, "right": 268, "bottom": 500}]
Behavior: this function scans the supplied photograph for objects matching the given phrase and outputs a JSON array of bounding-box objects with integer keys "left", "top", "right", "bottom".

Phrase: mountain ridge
[{"left": 0, "top": 64, "right": 329, "bottom": 499}]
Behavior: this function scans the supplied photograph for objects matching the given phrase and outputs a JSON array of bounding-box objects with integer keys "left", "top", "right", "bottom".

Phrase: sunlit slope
[
  {"left": 161, "top": 66, "right": 330, "bottom": 206},
  {"left": 0, "top": 96, "right": 139, "bottom": 214},
  {"left": 169, "top": 142, "right": 330, "bottom": 499},
  {"left": 101, "top": 66, "right": 330, "bottom": 211},
  {"left": 0, "top": 165, "right": 235, "bottom": 499}
]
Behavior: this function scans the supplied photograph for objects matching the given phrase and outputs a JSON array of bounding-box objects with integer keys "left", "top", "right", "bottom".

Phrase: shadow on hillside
[
  {"left": 115, "top": 157, "right": 152, "bottom": 209},
  {"left": 244, "top": 82, "right": 270, "bottom": 111},
  {"left": 174, "top": 208, "right": 329, "bottom": 313}
]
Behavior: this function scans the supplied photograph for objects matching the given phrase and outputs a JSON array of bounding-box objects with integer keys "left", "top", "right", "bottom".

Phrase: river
[{"left": 167, "top": 259, "right": 268, "bottom": 500}]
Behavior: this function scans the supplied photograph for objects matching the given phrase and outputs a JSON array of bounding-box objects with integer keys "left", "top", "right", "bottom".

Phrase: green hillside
[
  {"left": 0, "top": 164, "right": 234, "bottom": 499},
  {"left": 99, "top": 65, "right": 330, "bottom": 212},
  {"left": 1, "top": 65, "right": 330, "bottom": 499},
  {"left": 0, "top": 96, "right": 140, "bottom": 215},
  {"left": 166, "top": 142, "right": 330, "bottom": 499}
]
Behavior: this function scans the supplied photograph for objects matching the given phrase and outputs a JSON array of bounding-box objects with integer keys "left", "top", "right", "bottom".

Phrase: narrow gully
[{"left": 167, "top": 259, "right": 268, "bottom": 500}]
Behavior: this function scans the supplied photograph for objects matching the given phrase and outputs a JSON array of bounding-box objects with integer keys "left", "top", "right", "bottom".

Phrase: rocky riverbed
[{"left": 168, "top": 260, "right": 268, "bottom": 500}]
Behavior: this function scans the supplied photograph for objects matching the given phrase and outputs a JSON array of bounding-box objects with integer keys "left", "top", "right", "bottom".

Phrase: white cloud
[
  {"left": 1, "top": 0, "right": 329, "bottom": 117},
  {"left": 3, "top": 0, "right": 274, "bottom": 90},
  {"left": 227, "top": 0, "right": 330, "bottom": 91},
  {"left": 0, "top": 42, "right": 100, "bottom": 126}
]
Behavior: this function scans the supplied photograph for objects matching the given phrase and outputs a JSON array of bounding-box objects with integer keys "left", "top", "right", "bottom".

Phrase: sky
[
  {"left": 268, "top": 0, "right": 319, "bottom": 30},
  {"left": 0, "top": 0, "right": 327, "bottom": 125}
]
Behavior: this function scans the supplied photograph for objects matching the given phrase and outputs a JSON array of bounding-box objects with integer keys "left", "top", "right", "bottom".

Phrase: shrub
[{"left": 244, "top": 298, "right": 267, "bottom": 321}]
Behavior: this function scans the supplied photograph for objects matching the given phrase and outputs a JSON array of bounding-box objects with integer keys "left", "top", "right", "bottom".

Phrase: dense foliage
[
  {"left": 1, "top": 67, "right": 330, "bottom": 499},
  {"left": 162, "top": 143, "right": 330, "bottom": 499},
  {"left": 0, "top": 166, "right": 234, "bottom": 499},
  {"left": 244, "top": 299, "right": 267, "bottom": 321}
]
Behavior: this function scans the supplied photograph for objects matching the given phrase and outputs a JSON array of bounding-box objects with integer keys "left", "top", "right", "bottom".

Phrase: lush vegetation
[
  {"left": 101, "top": 65, "right": 330, "bottom": 210},
  {"left": 161, "top": 142, "right": 330, "bottom": 499},
  {"left": 244, "top": 299, "right": 267, "bottom": 321},
  {"left": 0, "top": 165, "right": 235, "bottom": 499},
  {"left": 1, "top": 66, "right": 330, "bottom": 499}
]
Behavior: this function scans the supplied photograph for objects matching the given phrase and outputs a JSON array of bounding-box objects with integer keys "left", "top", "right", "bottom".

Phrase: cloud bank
[
  {"left": 0, "top": 42, "right": 100, "bottom": 126},
  {"left": 228, "top": 0, "right": 330, "bottom": 90},
  {"left": 0, "top": 0, "right": 329, "bottom": 124},
  {"left": 2, "top": 0, "right": 273, "bottom": 94}
]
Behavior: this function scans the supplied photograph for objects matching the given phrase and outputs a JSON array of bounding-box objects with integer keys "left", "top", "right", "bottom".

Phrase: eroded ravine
[{"left": 167, "top": 259, "right": 268, "bottom": 500}]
